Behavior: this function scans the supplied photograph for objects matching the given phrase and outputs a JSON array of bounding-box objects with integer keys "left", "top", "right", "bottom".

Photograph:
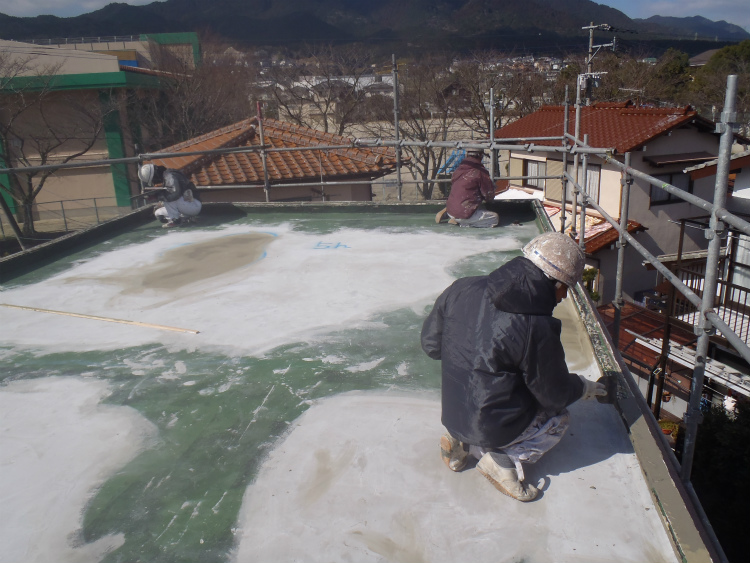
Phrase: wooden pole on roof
[{"left": 257, "top": 101, "right": 270, "bottom": 203}]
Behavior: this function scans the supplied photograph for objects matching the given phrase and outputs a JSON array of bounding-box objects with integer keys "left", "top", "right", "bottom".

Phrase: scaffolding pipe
[
  {"left": 564, "top": 132, "right": 589, "bottom": 146},
  {"left": 599, "top": 154, "right": 750, "bottom": 238},
  {"left": 582, "top": 183, "right": 750, "bottom": 367},
  {"left": 0, "top": 194, "right": 26, "bottom": 250},
  {"left": 582, "top": 187, "right": 701, "bottom": 307},
  {"left": 1, "top": 137, "right": 602, "bottom": 177},
  {"left": 489, "top": 88, "right": 496, "bottom": 182},
  {"left": 681, "top": 75, "right": 738, "bottom": 483},
  {"left": 198, "top": 173, "right": 567, "bottom": 192},
  {"left": 392, "top": 54, "right": 402, "bottom": 201},
  {"left": 570, "top": 78, "right": 583, "bottom": 236},
  {"left": 612, "top": 152, "right": 632, "bottom": 348},
  {"left": 257, "top": 102, "right": 271, "bottom": 203},
  {"left": 561, "top": 86, "right": 569, "bottom": 233},
  {"left": 578, "top": 134, "right": 589, "bottom": 249},
  {"left": 654, "top": 220, "right": 686, "bottom": 420}
]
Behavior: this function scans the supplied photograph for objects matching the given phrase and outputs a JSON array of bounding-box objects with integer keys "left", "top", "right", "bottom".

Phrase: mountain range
[{"left": 0, "top": 0, "right": 747, "bottom": 54}]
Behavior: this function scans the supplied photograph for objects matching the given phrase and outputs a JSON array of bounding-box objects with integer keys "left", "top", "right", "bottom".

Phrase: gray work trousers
[
  {"left": 469, "top": 410, "right": 570, "bottom": 481},
  {"left": 449, "top": 208, "right": 499, "bottom": 228}
]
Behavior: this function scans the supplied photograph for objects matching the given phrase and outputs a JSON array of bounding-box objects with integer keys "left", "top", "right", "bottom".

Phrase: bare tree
[
  {"left": 0, "top": 52, "right": 113, "bottom": 238},
  {"left": 360, "top": 55, "right": 461, "bottom": 200},
  {"left": 592, "top": 50, "right": 692, "bottom": 107},
  {"left": 263, "top": 44, "right": 376, "bottom": 135},
  {"left": 453, "top": 51, "right": 549, "bottom": 136},
  {"left": 133, "top": 38, "right": 258, "bottom": 151}
]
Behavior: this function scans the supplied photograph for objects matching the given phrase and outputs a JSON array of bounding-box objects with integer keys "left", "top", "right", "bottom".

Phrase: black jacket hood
[{"left": 488, "top": 256, "right": 557, "bottom": 315}]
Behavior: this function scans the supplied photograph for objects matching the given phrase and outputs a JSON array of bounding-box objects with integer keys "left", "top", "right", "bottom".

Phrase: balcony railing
[{"left": 672, "top": 263, "right": 750, "bottom": 344}]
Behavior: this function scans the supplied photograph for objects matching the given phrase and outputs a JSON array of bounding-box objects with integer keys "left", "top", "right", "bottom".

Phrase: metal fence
[
  {"left": 0, "top": 197, "right": 129, "bottom": 240},
  {"left": 25, "top": 35, "right": 143, "bottom": 46}
]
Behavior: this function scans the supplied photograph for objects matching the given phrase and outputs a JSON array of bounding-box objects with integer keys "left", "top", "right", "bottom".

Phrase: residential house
[
  {"left": 148, "top": 117, "right": 402, "bottom": 203},
  {"left": 688, "top": 49, "right": 721, "bottom": 68},
  {"left": 494, "top": 101, "right": 724, "bottom": 303}
]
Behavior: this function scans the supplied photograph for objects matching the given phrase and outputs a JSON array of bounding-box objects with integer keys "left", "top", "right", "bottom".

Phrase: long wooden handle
[{"left": 0, "top": 303, "right": 200, "bottom": 334}]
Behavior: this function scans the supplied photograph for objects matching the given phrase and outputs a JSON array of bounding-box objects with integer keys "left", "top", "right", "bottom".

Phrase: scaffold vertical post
[
  {"left": 578, "top": 134, "right": 589, "bottom": 250},
  {"left": 681, "top": 75, "right": 738, "bottom": 483},
  {"left": 561, "top": 86, "right": 569, "bottom": 233},
  {"left": 489, "top": 88, "right": 495, "bottom": 182},
  {"left": 392, "top": 54, "right": 402, "bottom": 201},
  {"left": 570, "top": 78, "right": 583, "bottom": 238},
  {"left": 612, "top": 152, "right": 632, "bottom": 348},
  {"left": 257, "top": 102, "right": 270, "bottom": 203}
]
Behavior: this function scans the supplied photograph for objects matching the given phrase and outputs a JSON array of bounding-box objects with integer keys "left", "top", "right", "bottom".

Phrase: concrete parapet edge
[{"left": 530, "top": 198, "right": 720, "bottom": 563}]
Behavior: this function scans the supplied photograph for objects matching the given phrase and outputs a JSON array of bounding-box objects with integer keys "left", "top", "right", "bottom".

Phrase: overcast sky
[{"left": 0, "top": 0, "right": 748, "bottom": 32}]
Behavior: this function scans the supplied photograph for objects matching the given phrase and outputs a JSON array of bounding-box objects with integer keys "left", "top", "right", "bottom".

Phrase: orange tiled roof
[
  {"left": 544, "top": 204, "right": 645, "bottom": 254},
  {"left": 151, "top": 118, "right": 400, "bottom": 186},
  {"left": 495, "top": 101, "right": 715, "bottom": 154}
]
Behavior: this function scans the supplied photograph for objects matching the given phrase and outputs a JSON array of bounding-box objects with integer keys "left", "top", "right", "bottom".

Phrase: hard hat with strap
[{"left": 522, "top": 232, "right": 584, "bottom": 287}]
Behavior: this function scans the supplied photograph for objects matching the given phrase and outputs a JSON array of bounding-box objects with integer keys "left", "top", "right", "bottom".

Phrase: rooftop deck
[{"left": 0, "top": 203, "right": 708, "bottom": 562}]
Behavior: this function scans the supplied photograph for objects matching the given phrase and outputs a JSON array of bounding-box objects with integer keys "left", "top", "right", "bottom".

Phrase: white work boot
[
  {"left": 440, "top": 433, "right": 469, "bottom": 472},
  {"left": 476, "top": 452, "right": 539, "bottom": 502}
]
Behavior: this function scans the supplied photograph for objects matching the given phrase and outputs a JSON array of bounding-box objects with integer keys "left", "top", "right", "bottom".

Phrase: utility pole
[{"left": 581, "top": 22, "right": 617, "bottom": 105}]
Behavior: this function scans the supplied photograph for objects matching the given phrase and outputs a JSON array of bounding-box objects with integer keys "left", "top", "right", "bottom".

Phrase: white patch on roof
[
  {"left": 232, "top": 390, "right": 678, "bottom": 563},
  {"left": 0, "top": 377, "right": 157, "bottom": 563},
  {"left": 0, "top": 224, "right": 518, "bottom": 357}
]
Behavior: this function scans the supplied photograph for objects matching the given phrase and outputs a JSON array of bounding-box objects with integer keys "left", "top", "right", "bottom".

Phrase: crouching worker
[
  {"left": 436, "top": 149, "right": 498, "bottom": 227},
  {"left": 421, "top": 232, "right": 606, "bottom": 501},
  {"left": 139, "top": 164, "right": 202, "bottom": 228}
]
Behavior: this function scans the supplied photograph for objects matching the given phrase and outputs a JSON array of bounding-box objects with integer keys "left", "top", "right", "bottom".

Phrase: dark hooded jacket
[
  {"left": 421, "top": 256, "right": 584, "bottom": 448},
  {"left": 446, "top": 155, "right": 495, "bottom": 219}
]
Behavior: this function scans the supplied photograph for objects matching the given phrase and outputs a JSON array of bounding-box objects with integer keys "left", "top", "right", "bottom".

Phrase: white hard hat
[
  {"left": 138, "top": 164, "right": 155, "bottom": 186},
  {"left": 522, "top": 232, "right": 585, "bottom": 287}
]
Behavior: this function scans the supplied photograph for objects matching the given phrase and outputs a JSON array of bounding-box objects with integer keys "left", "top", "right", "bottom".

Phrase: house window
[
  {"left": 524, "top": 160, "right": 546, "bottom": 189},
  {"left": 650, "top": 172, "right": 692, "bottom": 206},
  {"left": 577, "top": 163, "right": 601, "bottom": 204}
]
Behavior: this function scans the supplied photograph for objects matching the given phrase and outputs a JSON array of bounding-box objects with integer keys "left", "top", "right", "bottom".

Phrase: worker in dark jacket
[
  {"left": 437, "top": 149, "right": 498, "bottom": 227},
  {"left": 421, "top": 232, "right": 606, "bottom": 501},
  {"left": 139, "top": 164, "right": 202, "bottom": 228}
]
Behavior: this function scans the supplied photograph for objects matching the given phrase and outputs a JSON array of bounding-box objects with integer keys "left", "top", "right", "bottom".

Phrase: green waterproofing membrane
[{"left": 0, "top": 202, "right": 711, "bottom": 562}]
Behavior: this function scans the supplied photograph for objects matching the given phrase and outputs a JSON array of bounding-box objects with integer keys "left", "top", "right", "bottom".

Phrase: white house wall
[
  {"left": 597, "top": 162, "right": 622, "bottom": 218},
  {"left": 510, "top": 125, "right": 720, "bottom": 302},
  {"left": 627, "top": 129, "right": 718, "bottom": 253},
  {"left": 612, "top": 129, "right": 718, "bottom": 300}
]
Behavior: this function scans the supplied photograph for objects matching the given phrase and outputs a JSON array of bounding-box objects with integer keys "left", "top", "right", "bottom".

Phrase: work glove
[{"left": 579, "top": 374, "right": 607, "bottom": 401}]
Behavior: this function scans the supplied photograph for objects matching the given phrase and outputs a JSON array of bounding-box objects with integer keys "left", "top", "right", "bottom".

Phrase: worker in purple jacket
[{"left": 437, "top": 149, "right": 498, "bottom": 227}]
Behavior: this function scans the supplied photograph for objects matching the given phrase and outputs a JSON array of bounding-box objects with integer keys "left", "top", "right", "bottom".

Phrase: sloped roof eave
[
  {"left": 495, "top": 103, "right": 716, "bottom": 155},
  {"left": 148, "top": 117, "right": 401, "bottom": 186},
  {"left": 584, "top": 221, "right": 646, "bottom": 255}
]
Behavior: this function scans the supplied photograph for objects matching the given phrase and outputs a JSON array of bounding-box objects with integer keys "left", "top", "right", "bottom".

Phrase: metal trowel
[{"left": 596, "top": 374, "right": 618, "bottom": 404}]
